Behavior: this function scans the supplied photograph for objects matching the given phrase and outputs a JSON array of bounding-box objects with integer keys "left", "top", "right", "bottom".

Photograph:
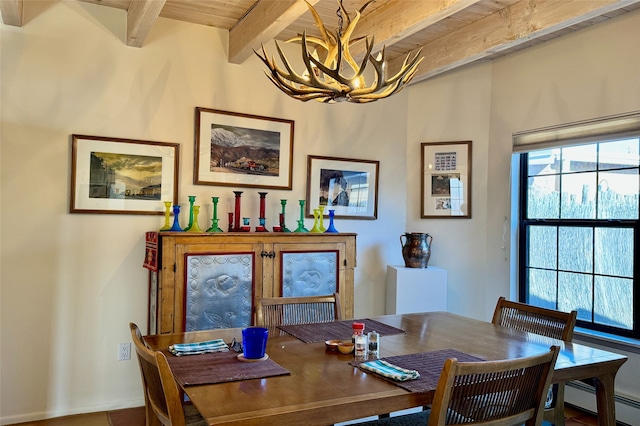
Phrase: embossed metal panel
[
  {"left": 282, "top": 251, "right": 338, "bottom": 297},
  {"left": 184, "top": 253, "right": 254, "bottom": 331}
]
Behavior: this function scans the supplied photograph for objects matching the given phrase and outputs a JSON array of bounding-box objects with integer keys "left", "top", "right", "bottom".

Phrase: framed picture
[
  {"left": 194, "top": 107, "right": 294, "bottom": 189},
  {"left": 421, "top": 141, "right": 472, "bottom": 218},
  {"left": 70, "top": 135, "right": 179, "bottom": 215},
  {"left": 306, "top": 155, "right": 379, "bottom": 220}
]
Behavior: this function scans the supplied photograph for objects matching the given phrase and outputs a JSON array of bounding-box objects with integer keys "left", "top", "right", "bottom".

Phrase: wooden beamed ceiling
[{"left": 3, "top": 0, "right": 640, "bottom": 84}]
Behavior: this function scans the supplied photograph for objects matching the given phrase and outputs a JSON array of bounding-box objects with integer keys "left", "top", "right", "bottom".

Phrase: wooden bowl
[
  {"left": 337, "top": 342, "right": 354, "bottom": 354},
  {"left": 325, "top": 339, "right": 342, "bottom": 352}
]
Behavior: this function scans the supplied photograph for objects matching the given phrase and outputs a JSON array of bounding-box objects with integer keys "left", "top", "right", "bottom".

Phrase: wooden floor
[{"left": 10, "top": 405, "right": 600, "bottom": 426}]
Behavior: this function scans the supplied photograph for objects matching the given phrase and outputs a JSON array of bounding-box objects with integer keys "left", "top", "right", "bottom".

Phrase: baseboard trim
[{"left": 0, "top": 398, "right": 145, "bottom": 425}]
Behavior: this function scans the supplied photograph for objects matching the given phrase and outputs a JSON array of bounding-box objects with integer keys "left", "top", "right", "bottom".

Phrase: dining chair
[
  {"left": 129, "top": 323, "right": 207, "bottom": 426},
  {"left": 492, "top": 297, "right": 578, "bottom": 425},
  {"left": 255, "top": 292, "right": 342, "bottom": 327},
  {"left": 358, "top": 346, "right": 560, "bottom": 426}
]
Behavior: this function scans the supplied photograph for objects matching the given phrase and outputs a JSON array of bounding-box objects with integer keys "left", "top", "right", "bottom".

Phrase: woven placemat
[
  {"left": 278, "top": 319, "right": 405, "bottom": 343},
  {"left": 165, "top": 350, "right": 290, "bottom": 386},
  {"left": 351, "top": 349, "right": 484, "bottom": 393}
]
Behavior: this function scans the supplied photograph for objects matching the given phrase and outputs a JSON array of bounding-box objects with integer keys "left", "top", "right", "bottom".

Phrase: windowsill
[{"left": 574, "top": 327, "right": 640, "bottom": 354}]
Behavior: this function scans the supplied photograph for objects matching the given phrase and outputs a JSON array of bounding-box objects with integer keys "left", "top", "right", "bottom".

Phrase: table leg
[{"left": 593, "top": 373, "right": 617, "bottom": 426}]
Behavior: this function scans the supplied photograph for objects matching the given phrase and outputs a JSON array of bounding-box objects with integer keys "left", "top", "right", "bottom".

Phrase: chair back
[
  {"left": 255, "top": 292, "right": 341, "bottom": 327},
  {"left": 130, "top": 322, "right": 186, "bottom": 426},
  {"left": 492, "top": 297, "right": 577, "bottom": 341},
  {"left": 428, "top": 346, "right": 560, "bottom": 426}
]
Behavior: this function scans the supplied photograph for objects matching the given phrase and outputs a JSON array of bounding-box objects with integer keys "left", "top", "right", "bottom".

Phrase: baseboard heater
[{"left": 567, "top": 380, "right": 639, "bottom": 426}]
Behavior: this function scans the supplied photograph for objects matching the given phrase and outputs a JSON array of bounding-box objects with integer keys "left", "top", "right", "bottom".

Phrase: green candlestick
[
  {"left": 207, "top": 197, "right": 224, "bottom": 232},
  {"left": 280, "top": 199, "right": 291, "bottom": 232},
  {"left": 294, "top": 200, "right": 309, "bottom": 232},
  {"left": 184, "top": 196, "right": 196, "bottom": 231}
]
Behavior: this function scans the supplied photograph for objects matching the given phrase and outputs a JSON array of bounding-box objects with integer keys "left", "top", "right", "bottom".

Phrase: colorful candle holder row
[{"left": 159, "top": 192, "right": 339, "bottom": 233}]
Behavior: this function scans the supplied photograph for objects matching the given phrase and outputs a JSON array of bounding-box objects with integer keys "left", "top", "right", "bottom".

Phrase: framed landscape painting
[
  {"left": 306, "top": 155, "right": 379, "bottom": 220},
  {"left": 194, "top": 107, "right": 294, "bottom": 190},
  {"left": 70, "top": 135, "right": 179, "bottom": 215},
  {"left": 421, "top": 141, "right": 472, "bottom": 218}
]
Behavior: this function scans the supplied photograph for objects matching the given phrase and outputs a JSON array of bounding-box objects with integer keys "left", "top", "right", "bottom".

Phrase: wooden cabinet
[{"left": 146, "top": 232, "right": 357, "bottom": 334}]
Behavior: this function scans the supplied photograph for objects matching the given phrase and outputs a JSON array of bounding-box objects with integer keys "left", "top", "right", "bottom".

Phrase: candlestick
[
  {"left": 280, "top": 199, "right": 291, "bottom": 232},
  {"left": 294, "top": 200, "right": 309, "bottom": 232},
  {"left": 207, "top": 197, "right": 224, "bottom": 232},
  {"left": 233, "top": 191, "right": 243, "bottom": 231}
]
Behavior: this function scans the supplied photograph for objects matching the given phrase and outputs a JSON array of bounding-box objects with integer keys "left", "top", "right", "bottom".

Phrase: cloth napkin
[
  {"left": 168, "top": 339, "right": 229, "bottom": 356},
  {"left": 359, "top": 359, "right": 421, "bottom": 382}
]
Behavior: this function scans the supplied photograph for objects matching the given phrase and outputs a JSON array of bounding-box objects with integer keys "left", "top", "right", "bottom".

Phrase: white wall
[
  {"left": 406, "top": 61, "right": 493, "bottom": 320},
  {"left": 2, "top": 0, "right": 640, "bottom": 423},
  {"left": 0, "top": 1, "right": 408, "bottom": 422}
]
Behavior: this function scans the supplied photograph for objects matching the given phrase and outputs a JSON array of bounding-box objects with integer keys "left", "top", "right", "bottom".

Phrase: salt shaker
[
  {"left": 352, "top": 322, "right": 366, "bottom": 358},
  {"left": 367, "top": 330, "right": 380, "bottom": 358}
]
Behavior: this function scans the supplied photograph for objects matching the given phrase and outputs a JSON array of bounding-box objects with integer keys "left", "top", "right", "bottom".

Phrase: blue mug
[{"left": 242, "top": 327, "right": 269, "bottom": 359}]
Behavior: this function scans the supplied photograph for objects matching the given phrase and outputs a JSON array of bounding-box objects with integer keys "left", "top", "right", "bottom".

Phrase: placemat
[
  {"left": 278, "top": 319, "right": 405, "bottom": 343},
  {"left": 165, "top": 350, "right": 290, "bottom": 386},
  {"left": 350, "top": 349, "right": 484, "bottom": 393}
]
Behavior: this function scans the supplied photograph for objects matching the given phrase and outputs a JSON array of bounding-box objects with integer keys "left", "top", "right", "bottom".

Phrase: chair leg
[{"left": 543, "top": 383, "right": 566, "bottom": 426}]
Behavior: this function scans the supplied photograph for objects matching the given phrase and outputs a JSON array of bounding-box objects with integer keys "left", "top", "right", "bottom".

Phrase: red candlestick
[
  {"left": 258, "top": 192, "right": 267, "bottom": 218},
  {"left": 233, "top": 191, "right": 242, "bottom": 231}
]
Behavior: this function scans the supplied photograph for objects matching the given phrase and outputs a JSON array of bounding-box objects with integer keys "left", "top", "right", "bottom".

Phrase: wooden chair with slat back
[
  {"left": 255, "top": 292, "right": 342, "bottom": 327},
  {"left": 129, "top": 323, "right": 207, "bottom": 426},
  {"left": 492, "top": 297, "right": 577, "bottom": 426},
  {"left": 428, "top": 346, "right": 560, "bottom": 426}
]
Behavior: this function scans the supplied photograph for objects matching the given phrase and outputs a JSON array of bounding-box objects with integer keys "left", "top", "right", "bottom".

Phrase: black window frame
[{"left": 518, "top": 146, "right": 640, "bottom": 339}]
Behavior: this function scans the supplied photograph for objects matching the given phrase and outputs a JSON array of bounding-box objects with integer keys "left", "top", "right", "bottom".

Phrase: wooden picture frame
[
  {"left": 194, "top": 107, "right": 294, "bottom": 190},
  {"left": 421, "top": 141, "right": 472, "bottom": 218},
  {"left": 70, "top": 134, "right": 179, "bottom": 215},
  {"left": 306, "top": 155, "right": 379, "bottom": 220}
]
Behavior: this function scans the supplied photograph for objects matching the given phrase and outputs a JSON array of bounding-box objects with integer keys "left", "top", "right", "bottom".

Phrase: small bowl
[
  {"left": 337, "top": 342, "right": 355, "bottom": 354},
  {"left": 325, "top": 339, "right": 342, "bottom": 352}
]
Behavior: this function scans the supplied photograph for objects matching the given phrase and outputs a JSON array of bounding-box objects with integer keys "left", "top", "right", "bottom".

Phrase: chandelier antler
[{"left": 255, "top": 0, "right": 423, "bottom": 103}]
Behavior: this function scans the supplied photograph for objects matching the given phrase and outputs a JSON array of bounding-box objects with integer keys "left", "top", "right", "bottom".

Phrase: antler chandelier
[{"left": 255, "top": 0, "right": 423, "bottom": 103}]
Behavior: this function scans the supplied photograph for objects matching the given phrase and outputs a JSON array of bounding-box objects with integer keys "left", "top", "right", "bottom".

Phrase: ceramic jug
[{"left": 400, "top": 232, "right": 432, "bottom": 268}]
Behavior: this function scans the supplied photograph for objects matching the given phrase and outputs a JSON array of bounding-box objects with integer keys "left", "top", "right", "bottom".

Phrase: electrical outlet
[{"left": 118, "top": 342, "right": 131, "bottom": 361}]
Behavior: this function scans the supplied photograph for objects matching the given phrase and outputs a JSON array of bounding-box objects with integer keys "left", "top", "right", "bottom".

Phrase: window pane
[
  {"left": 558, "top": 227, "right": 592, "bottom": 273},
  {"left": 594, "top": 227, "right": 634, "bottom": 277},
  {"left": 528, "top": 226, "right": 557, "bottom": 269},
  {"left": 528, "top": 149, "right": 560, "bottom": 176},
  {"left": 528, "top": 268, "right": 557, "bottom": 309},
  {"left": 528, "top": 175, "right": 559, "bottom": 219},
  {"left": 594, "top": 276, "right": 633, "bottom": 330},
  {"left": 558, "top": 272, "right": 593, "bottom": 322},
  {"left": 598, "top": 138, "right": 640, "bottom": 170},
  {"left": 560, "top": 172, "right": 596, "bottom": 219},
  {"left": 597, "top": 169, "right": 639, "bottom": 219},
  {"left": 562, "top": 144, "right": 597, "bottom": 173}
]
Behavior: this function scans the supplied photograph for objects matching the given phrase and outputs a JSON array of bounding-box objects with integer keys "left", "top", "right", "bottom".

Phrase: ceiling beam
[
  {"left": 126, "top": 0, "right": 166, "bottom": 47},
  {"left": 1, "top": 0, "right": 23, "bottom": 27},
  {"left": 393, "top": 0, "right": 640, "bottom": 84},
  {"left": 354, "top": 0, "right": 483, "bottom": 52},
  {"left": 228, "top": 0, "right": 320, "bottom": 64}
]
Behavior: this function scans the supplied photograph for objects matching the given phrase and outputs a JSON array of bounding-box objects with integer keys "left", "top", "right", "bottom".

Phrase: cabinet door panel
[
  {"left": 273, "top": 242, "right": 346, "bottom": 298},
  {"left": 184, "top": 253, "right": 254, "bottom": 331},
  {"left": 174, "top": 243, "right": 262, "bottom": 332},
  {"left": 281, "top": 251, "right": 339, "bottom": 297}
]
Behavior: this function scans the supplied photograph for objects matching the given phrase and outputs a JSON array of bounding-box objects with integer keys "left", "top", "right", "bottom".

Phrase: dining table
[{"left": 144, "top": 311, "right": 627, "bottom": 426}]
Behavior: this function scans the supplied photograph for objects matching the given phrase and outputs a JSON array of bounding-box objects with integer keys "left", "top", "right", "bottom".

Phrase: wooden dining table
[{"left": 144, "top": 311, "right": 627, "bottom": 426}]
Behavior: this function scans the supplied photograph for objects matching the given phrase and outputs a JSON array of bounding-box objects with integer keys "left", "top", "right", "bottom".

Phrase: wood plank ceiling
[{"left": 2, "top": 0, "right": 640, "bottom": 84}]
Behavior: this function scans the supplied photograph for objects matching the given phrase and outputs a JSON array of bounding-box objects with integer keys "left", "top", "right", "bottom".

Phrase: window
[{"left": 516, "top": 114, "right": 640, "bottom": 338}]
